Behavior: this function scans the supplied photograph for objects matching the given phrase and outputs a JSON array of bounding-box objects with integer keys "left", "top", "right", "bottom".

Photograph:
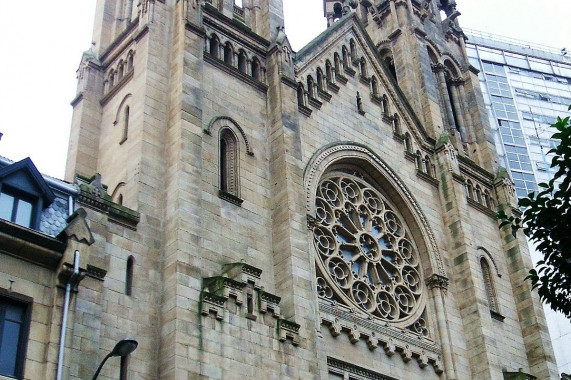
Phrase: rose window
[{"left": 313, "top": 175, "right": 425, "bottom": 325}]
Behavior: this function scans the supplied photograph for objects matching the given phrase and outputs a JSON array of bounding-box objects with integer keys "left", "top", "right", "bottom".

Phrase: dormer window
[
  {"left": 0, "top": 158, "right": 55, "bottom": 231},
  {"left": 0, "top": 187, "right": 34, "bottom": 228}
]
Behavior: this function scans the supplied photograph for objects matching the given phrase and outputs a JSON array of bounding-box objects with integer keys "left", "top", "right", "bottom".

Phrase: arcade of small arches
[
  {"left": 465, "top": 179, "right": 496, "bottom": 210},
  {"left": 205, "top": 32, "right": 265, "bottom": 83},
  {"left": 104, "top": 50, "right": 135, "bottom": 94}
]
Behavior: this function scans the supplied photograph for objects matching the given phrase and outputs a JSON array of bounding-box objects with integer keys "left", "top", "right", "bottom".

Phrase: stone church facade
[{"left": 0, "top": 0, "right": 560, "bottom": 379}]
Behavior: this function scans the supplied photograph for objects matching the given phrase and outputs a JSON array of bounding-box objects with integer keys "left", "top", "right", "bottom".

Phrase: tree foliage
[{"left": 497, "top": 105, "right": 571, "bottom": 318}]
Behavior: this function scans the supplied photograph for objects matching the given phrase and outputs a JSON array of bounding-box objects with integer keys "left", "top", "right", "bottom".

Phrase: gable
[
  {"left": 294, "top": 14, "right": 434, "bottom": 151},
  {"left": 0, "top": 158, "right": 55, "bottom": 204}
]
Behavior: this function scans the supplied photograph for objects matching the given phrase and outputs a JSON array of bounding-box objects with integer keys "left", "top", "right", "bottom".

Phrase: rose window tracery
[{"left": 313, "top": 174, "right": 425, "bottom": 326}]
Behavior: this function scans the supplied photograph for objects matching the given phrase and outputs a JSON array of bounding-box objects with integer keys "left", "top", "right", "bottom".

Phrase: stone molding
[
  {"left": 320, "top": 302, "right": 443, "bottom": 373},
  {"left": 304, "top": 143, "right": 446, "bottom": 277},
  {"left": 327, "top": 357, "right": 398, "bottom": 380},
  {"left": 201, "top": 262, "right": 300, "bottom": 346},
  {"left": 204, "top": 115, "right": 254, "bottom": 156}
]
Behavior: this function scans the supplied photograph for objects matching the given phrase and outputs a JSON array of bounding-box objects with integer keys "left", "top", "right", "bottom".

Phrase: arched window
[
  {"left": 117, "top": 194, "right": 123, "bottom": 205},
  {"left": 220, "top": 128, "right": 239, "bottom": 196},
  {"left": 126, "top": 255, "right": 134, "bottom": 296},
  {"left": 360, "top": 57, "right": 367, "bottom": 77},
  {"left": 404, "top": 133, "right": 412, "bottom": 153},
  {"left": 342, "top": 46, "right": 349, "bottom": 69},
  {"left": 209, "top": 35, "right": 220, "bottom": 58},
  {"left": 392, "top": 114, "right": 400, "bottom": 135},
  {"left": 475, "top": 185, "right": 483, "bottom": 204},
  {"left": 297, "top": 83, "right": 305, "bottom": 106},
  {"left": 325, "top": 60, "right": 333, "bottom": 83},
  {"left": 109, "top": 70, "right": 115, "bottom": 88},
  {"left": 466, "top": 180, "right": 473, "bottom": 199},
  {"left": 380, "top": 48, "right": 397, "bottom": 81},
  {"left": 424, "top": 155, "right": 432, "bottom": 176},
  {"left": 480, "top": 257, "right": 500, "bottom": 315},
  {"left": 117, "top": 61, "right": 124, "bottom": 81},
  {"left": 483, "top": 190, "right": 490, "bottom": 208},
  {"left": 127, "top": 52, "right": 134, "bottom": 71},
  {"left": 334, "top": 52, "right": 342, "bottom": 74},
  {"left": 316, "top": 68, "right": 324, "bottom": 93},
  {"left": 251, "top": 58, "right": 261, "bottom": 81},
  {"left": 238, "top": 50, "right": 247, "bottom": 73},
  {"left": 307, "top": 75, "right": 316, "bottom": 98},
  {"left": 382, "top": 95, "right": 389, "bottom": 114},
  {"left": 415, "top": 151, "right": 423, "bottom": 170},
  {"left": 312, "top": 169, "right": 427, "bottom": 334},
  {"left": 224, "top": 42, "right": 234, "bottom": 66},
  {"left": 350, "top": 39, "right": 357, "bottom": 61},
  {"left": 120, "top": 106, "right": 130, "bottom": 144},
  {"left": 371, "top": 75, "right": 378, "bottom": 96}
]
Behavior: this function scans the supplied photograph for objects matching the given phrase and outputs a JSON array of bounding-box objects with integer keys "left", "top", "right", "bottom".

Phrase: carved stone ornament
[{"left": 313, "top": 174, "right": 426, "bottom": 326}]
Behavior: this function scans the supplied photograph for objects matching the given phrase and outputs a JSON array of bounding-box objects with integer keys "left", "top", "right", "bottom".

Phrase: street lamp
[{"left": 92, "top": 338, "right": 138, "bottom": 380}]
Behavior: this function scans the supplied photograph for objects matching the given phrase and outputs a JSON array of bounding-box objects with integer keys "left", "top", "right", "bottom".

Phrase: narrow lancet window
[
  {"left": 121, "top": 106, "right": 129, "bottom": 144},
  {"left": 481, "top": 258, "right": 500, "bottom": 315},
  {"left": 126, "top": 256, "right": 134, "bottom": 296},
  {"left": 220, "top": 128, "right": 239, "bottom": 196}
]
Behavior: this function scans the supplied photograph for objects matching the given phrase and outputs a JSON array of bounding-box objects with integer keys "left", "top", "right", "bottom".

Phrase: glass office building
[{"left": 465, "top": 28, "right": 571, "bottom": 376}]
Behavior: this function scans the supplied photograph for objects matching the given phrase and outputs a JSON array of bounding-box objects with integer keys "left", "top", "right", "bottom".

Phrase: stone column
[
  {"left": 432, "top": 64, "right": 455, "bottom": 130},
  {"left": 426, "top": 274, "right": 457, "bottom": 380},
  {"left": 449, "top": 81, "right": 468, "bottom": 143}
]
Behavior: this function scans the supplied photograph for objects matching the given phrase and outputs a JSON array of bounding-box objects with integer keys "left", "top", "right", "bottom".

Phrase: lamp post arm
[{"left": 92, "top": 352, "right": 112, "bottom": 380}]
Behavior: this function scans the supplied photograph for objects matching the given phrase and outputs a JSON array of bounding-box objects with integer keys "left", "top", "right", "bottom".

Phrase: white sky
[{"left": 0, "top": 0, "right": 569, "bottom": 179}]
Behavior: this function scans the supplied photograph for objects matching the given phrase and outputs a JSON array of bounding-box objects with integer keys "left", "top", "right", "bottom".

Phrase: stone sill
[
  {"left": 467, "top": 197, "right": 496, "bottom": 218},
  {"left": 298, "top": 104, "right": 312, "bottom": 117},
  {"left": 219, "top": 190, "right": 243, "bottom": 206},
  {"left": 204, "top": 53, "right": 268, "bottom": 93},
  {"left": 416, "top": 170, "right": 439, "bottom": 187}
]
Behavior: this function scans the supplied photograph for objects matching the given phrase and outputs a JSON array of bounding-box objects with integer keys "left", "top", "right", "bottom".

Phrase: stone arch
[
  {"left": 304, "top": 142, "right": 446, "bottom": 278},
  {"left": 237, "top": 49, "right": 248, "bottom": 73},
  {"left": 251, "top": 57, "right": 261, "bottom": 81},
  {"left": 477, "top": 247, "right": 501, "bottom": 277},
  {"left": 349, "top": 38, "right": 357, "bottom": 61},
  {"left": 209, "top": 33, "right": 220, "bottom": 58},
  {"left": 297, "top": 82, "right": 306, "bottom": 106},
  {"left": 307, "top": 75, "right": 316, "bottom": 98},
  {"left": 113, "top": 94, "right": 133, "bottom": 125},
  {"left": 325, "top": 60, "right": 334, "bottom": 83},
  {"left": 111, "top": 181, "right": 126, "bottom": 205},
  {"left": 316, "top": 67, "right": 325, "bottom": 92},
  {"left": 204, "top": 116, "right": 253, "bottom": 156},
  {"left": 441, "top": 54, "right": 463, "bottom": 76},
  {"left": 342, "top": 46, "right": 350, "bottom": 68},
  {"left": 334, "top": 52, "right": 342, "bottom": 74},
  {"left": 223, "top": 41, "right": 234, "bottom": 65}
]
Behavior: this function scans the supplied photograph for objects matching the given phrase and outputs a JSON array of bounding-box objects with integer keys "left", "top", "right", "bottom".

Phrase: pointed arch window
[
  {"left": 342, "top": 47, "right": 349, "bottom": 69},
  {"left": 392, "top": 114, "right": 401, "bottom": 135},
  {"left": 220, "top": 128, "right": 239, "bottom": 199},
  {"left": 359, "top": 57, "right": 367, "bottom": 77},
  {"left": 297, "top": 83, "right": 306, "bottom": 107},
  {"left": 251, "top": 58, "right": 261, "bottom": 81},
  {"left": 480, "top": 257, "right": 502, "bottom": 319},
  {"left": 209, "top": 35, "right": 220, "bottom": 58},
  {"left": 334, "top": 52, "right": 342, "bottom": 75},
  {"left": 126, "top": 256, "right": 134, "bottom": 296},
  {"left": 350, "top": 39, "right": 357, "bottom": 61},
  {"left": 465, "top": 180, "right": 474, "bottom": 199},
  {"left": 404, "top": 133, "right": 412, "bottom": 153},
  {"left": 415, "top": 151, "right": 423, "bottom": 170},
  {"left": 424, "top": 155, "right": 432, "bottom": 177},
  {"left": 325, "top": 60, "right": 333, "bottom": 83},
  {"left": 224, "top": 42, "right": 234, "bottom": 66},
  {"left": 238, "top": 50, "right": 247, "bottom": 73},
  {"left": 371, "top": 75, "right": 379, "bottom": 96},
  {"left": 382, "top": 95, "right": 389, "bottom": 114},
  {"left": 316, "top": 68, "right": 324, "bottom": 93},
  {"left": 307, "top": 75, "right": 316, "bottom": 98}
]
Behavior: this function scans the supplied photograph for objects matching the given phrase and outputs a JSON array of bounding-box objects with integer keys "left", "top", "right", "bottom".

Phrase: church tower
[{"left": 63, "top": 0, "right": 558, "bottom": 378}]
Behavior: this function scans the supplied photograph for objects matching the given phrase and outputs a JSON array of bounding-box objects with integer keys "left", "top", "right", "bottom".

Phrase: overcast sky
[{"left": 0, "top": 0, "right": 569, "bottom": 179}]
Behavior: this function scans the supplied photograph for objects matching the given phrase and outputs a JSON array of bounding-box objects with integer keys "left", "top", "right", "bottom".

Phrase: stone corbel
[
  {"left": 259, "top": 290, "right": 281, "bottom": 317},
  {"left": 201, "top": 292, "right": 226, "bottom": 320},
  {"left": 278, "top": 319, "right": 300, "bottom": 345}
]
